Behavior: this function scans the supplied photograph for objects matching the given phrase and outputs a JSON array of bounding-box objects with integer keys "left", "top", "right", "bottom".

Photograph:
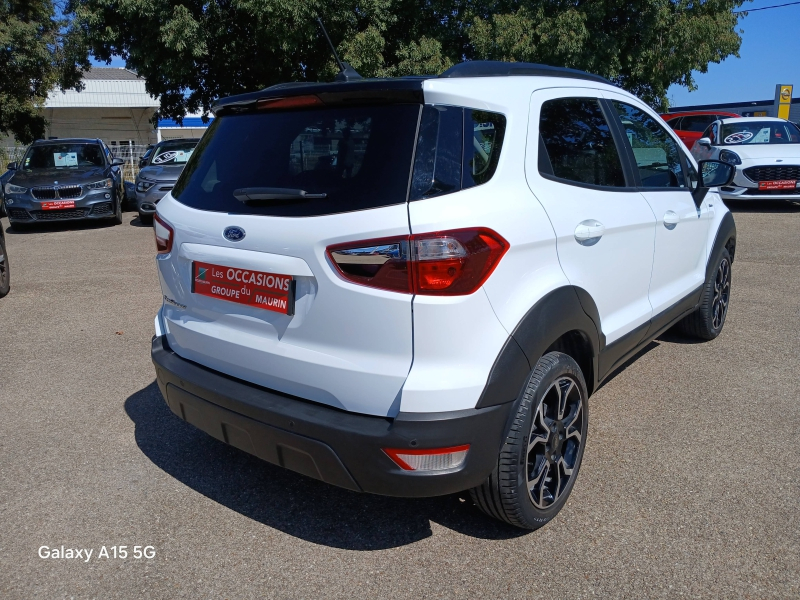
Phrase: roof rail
[{"left": 438, "top": 61, "right": 612, "bottom": 85}]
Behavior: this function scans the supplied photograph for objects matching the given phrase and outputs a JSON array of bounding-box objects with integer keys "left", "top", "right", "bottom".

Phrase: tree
[
  {"left": 72, "top": 0, "right": 744, "bottom": 120},
  {"left": 0, "top": 0, "right": 89, "bottom": 143}
]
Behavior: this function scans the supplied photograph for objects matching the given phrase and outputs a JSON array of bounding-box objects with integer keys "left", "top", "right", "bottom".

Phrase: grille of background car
[
  {"left": 30, "top": 208, "right": 89, "bottom": 220},
  {"left": 7, "top": 208, "right": 29, "bottom": 219},
  {"left": 31, "top": 186, "right": 83, "bottom": 200},
  {"left": 743, "top": 188, "right": 800, "bottom": 196},
  {"left": 743, "top": 166, "right": 800, "bottom": 182}
]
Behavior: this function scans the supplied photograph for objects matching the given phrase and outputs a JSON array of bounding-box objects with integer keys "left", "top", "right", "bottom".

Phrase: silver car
[{"left": 135, "top": 139, "right": 199, "bottom": 223}]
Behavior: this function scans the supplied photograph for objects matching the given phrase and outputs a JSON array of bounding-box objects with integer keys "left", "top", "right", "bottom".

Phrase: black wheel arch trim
[
  {"left": 708, "top": 211, "right": 736, "bottom": 280},
  {"left": 477, "top": 213, "right": 734, "bottom": 410},
  {"left": 475, "top": 286, "right": 601, "bottom": 409}
]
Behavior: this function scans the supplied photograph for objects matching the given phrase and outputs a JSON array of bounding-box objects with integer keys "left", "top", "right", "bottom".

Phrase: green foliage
[
  {"left": 71, "top": 0, "right": 745, "bottom": 119},
  {"left": 0, "top": 0, "right": 89, "bottom": 143}
]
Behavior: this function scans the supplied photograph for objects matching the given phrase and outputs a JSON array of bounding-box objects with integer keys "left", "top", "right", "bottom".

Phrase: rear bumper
[{"left": 151, "top": 335, "right": 513, "bottom": 497}]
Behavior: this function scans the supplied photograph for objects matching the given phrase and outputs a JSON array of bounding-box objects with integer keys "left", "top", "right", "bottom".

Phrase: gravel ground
[{"left": 0, "top": 203, "right": 798, "bottom": 599}]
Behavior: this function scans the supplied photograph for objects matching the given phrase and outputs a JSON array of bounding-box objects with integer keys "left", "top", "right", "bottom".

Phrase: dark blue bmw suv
[{"left": 3, "top": 138, "right": 125, "bottom": 230}]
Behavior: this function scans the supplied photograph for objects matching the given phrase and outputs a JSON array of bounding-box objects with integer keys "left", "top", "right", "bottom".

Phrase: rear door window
[
  {"left": 538, "top": 97, "right": 627, "bottom": 188},
  {"left": 173, "top": 104, "right": 421, "bottom": 217}
]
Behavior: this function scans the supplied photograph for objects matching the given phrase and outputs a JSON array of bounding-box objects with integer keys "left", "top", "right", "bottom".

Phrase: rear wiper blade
[{"left": 233, "top": 187, "right": 327, "bottom": 203}]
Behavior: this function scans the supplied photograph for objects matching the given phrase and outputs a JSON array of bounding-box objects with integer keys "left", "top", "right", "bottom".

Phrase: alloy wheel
[
  {"left": 712, "top": 258, "right": 731, "bottom": 330},
  {"left": 527, "top": 376, "right": 584, "bottom": 509}
]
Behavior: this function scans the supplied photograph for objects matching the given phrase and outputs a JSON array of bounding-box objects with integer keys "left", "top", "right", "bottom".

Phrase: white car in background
[{"left": 692, "top": 117, "right": 800, "bottom": 202}]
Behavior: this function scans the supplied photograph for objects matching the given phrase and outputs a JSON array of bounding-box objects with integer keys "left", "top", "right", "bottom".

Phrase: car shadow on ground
[
  {"left": 595, "top": 340, "right": 660, "bottom": 392},
  {"left": 4, "top": 218, "right": 118, "bottom": 235},
  {"left": 129, "top": 215, "right": 152, "bottom": 228},
  {"left": 725, "top": 199, "right": 800, "bottom": 213},
  {"left": 125, "top": 382, "right": 528, "bottom": 550}
]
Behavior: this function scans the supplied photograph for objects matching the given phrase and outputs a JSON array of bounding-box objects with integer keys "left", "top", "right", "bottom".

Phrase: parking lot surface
[{"left": 1, "top": 205, "right": 798, "bottom": 599}]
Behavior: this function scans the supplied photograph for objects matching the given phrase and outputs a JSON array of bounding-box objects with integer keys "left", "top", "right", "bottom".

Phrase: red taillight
[
  {"left": 327, "top": 228, "right": 509, "bottom": 296},
  {"left": 256, "top": 95, "right": 324, "bottom": 110},
  {"left": 153, "top": 213, "right": 174, "bottom": 254},
  {"left": 383, "top": 445, "right": 470, "bottom": 471}
]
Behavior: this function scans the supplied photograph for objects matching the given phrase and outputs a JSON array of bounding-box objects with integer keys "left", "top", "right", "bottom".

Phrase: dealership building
[
  {"left": 669, "top": 87, "right": 799, "bottom": 121},
  {"left": 1, "top": 67, "right": 210, "bottom": 148}
]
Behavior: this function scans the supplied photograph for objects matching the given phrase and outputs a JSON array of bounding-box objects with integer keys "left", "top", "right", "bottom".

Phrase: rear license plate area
[{"left": 191, "top": 261, "right": 295, "bottom": 315}]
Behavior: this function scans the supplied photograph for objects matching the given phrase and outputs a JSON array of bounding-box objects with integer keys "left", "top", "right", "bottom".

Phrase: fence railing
[
  {"left": 0, "top": 147, "right": 26, "bottom": 168},
  {"left": 2, "top": 145, "right": 151, "bottom": 182}
]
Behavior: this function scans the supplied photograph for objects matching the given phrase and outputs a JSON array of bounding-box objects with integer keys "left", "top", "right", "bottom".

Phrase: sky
[
  {"left": 91, "top": 0, "right": 800, "bottom": 108},
  {"left": 667, "top": 1, "right": 800, "bottom": 107}
]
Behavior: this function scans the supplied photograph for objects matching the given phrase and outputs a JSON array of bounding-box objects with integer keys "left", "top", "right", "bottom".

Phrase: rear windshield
[
  {"left": 150, "top": 141, "right": 198, "bottom": 165},
  {"left": 172, "top": 104, "right": 421, "bottom": 217}
]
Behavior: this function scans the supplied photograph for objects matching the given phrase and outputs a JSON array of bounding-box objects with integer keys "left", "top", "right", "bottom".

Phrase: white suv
[{"left": 150, "top": 61, "right": 737, "bottom": 529}]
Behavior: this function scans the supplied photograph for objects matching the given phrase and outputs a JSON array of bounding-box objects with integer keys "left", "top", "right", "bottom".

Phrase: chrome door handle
[
  {"left": 663, "top": 210, "right": 679, "bottom": 230},
  {"left": 574, "top": 219, "right": 605, "bottom": 246}
]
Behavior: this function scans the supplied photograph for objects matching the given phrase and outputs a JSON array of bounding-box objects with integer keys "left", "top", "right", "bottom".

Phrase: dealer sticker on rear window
[{"left": 191, "top": 261, "right": 295, "bottom": 315}]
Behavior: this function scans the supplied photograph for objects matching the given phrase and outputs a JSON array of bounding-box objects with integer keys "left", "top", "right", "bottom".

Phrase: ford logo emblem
[{"left": 223, "top": 226, "right": 246, "bottom": 242}]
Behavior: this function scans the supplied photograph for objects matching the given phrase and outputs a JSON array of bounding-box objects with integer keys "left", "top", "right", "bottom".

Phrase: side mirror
[
  {"left": 699, "top": 160, "right": 735, "bottom": 187},
  {"left": 692, "top": 160, "right": 735, "bottom": 203},
  {"left": 111, "top": 157, "right": 125, "bottom": 166},
  {"left": 7, "top": 162, "right": 17, "bottom": 170},
  {"left": 697, "top": 137, "right": 712, "bottom": 148},
  {"left": 138, "top": 158, "right": 147, "bottom": 168}
]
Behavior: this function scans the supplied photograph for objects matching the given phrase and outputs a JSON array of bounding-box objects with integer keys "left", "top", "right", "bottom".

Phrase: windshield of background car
[
  {"left": 21, "top": 144, "right": 105, "bottom": 170},
  {"left": 150, "top": 141, "right": 199, "bottom": 165},
  {"left": 719, "top": 121, "right": 800, "bottom": 145},
  {"left": 172, "top": 104, "right": 421, "bottom": 217}
]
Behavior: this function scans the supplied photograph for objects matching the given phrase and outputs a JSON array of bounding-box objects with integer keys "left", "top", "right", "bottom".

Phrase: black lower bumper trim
[{"left": 151, "top": 336, "right": 513, "bottom": 497}]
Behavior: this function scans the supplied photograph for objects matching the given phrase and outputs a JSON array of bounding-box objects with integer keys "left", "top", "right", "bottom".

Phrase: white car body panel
[
  {"left": 155, "top": 194, "right": 414, "bottom": 417},
  {"left": 526, "top": 87, "right": 656, "bottom": 345},
  {"left": 404, "top": 80, "right": 572, "bottom": 412},
  {"left": 152, "top": 74, "right": 732, "bottom": 420},
  {"left": 603, "top": 90, "right": 713, "bottom": 314}
]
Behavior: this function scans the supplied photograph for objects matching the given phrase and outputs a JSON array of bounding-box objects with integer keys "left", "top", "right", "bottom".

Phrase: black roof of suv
[{"left": 212, "top": 61, "right": 612, "bottom": 115}]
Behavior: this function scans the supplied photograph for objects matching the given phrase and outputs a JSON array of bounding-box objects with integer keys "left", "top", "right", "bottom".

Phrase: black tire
[
  {"left": 111, "top": 193, "right": 123, "bottom": 225},
  {"left": 138, "top": 211, "right": 153, "bottom": 225},
  {"left": 470, "top": 351, "right": 589, "bottom": 530},
  {"left": 678, "top": 248, "right": 731, "bottom": 340},
  {"left": 0, "top": 232, "right": 9, "bottom": 297}
]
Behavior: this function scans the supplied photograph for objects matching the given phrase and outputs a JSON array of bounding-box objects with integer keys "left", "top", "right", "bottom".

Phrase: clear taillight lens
[
  {"left": 327, "top": 228, "right": 508, "bottom": 296},
  {"left": 153, "top": 213, "right": 174, "bottom": 254},
  {"left": 383, "top": 445, "right": 470, "bottom": 471},
  {"left": 327, "top": 235, "right": 412, "bottom": 293}
]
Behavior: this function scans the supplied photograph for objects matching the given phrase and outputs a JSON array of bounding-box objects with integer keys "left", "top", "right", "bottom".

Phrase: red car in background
[{"left": 661, "top": 110, "right": 741, "bottom": 150}]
